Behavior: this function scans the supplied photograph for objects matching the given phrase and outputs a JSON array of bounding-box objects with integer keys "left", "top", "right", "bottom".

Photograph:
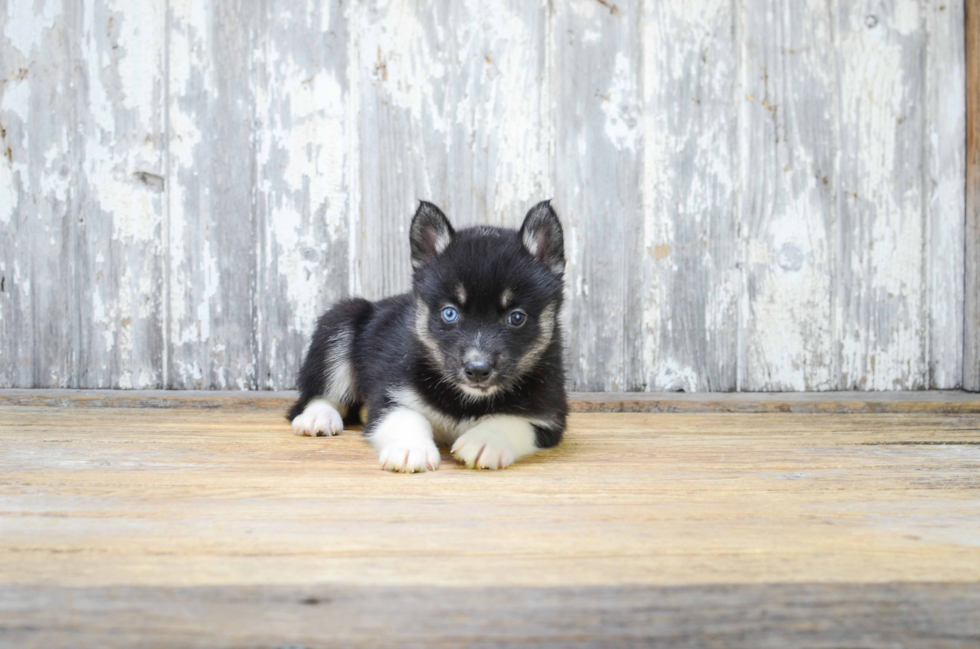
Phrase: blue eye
[
  {"left": 507, "top": 310, "right": 527, "bottom": 327},
  {"left": 441, "top": 306, "right": 459, "bottom": 323}
]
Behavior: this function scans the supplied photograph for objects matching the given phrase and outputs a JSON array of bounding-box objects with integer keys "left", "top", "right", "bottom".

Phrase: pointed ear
[
  {"left": 410, "top": 201, "right": 454, "bottom": 270},
  {"left": 520, "top": 200, "right": 565, "bottom": 275}
]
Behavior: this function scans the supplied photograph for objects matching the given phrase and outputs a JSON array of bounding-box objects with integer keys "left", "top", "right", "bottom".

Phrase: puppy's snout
[{"left": 463, "top": 359, "right": 494, "bottom": 383}]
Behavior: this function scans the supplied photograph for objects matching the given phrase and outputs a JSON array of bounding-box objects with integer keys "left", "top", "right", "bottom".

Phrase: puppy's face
[{"left": 410, "top": 202, "right": 565, "bottom": 399}]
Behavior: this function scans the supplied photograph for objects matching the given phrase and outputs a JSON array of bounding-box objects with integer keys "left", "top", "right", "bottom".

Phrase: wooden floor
[{"left": 2, "top": 397, "right": 980, "bottom": 647}]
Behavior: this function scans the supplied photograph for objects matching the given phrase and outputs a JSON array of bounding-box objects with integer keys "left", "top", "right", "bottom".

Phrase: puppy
[{"left": 287, "top": 201, "right": 567, "bottom": 472}]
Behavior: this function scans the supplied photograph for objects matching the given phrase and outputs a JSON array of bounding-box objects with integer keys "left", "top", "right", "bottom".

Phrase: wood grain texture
[
  {"left": 354, "top": 0, "right": 448, "bottom": 300},
  {"left": 3, "top": 583, "right": 978, "bottom": 648},
  {"left": 643, "top": 0, "right": 738, "bottom": 392},
  {"left": 967, "top": 0, "right": 980, "bottom": 392},
  {"left": 167, "top": 0, "right": 259, "bottom": 389},
  {"left": 837, "top": 0, "right": 928, "bottom": 390},
  {"left": 443, "top": 0, "right": 553, "bottom": 231},
  {"left": 355, "top": 0, "right": 552, "bottom": 300},
  {"left": 252, "top": 0, "right": 352, "bottom": 389},
  {"left": 3, "top": 388, "right": 980, "bottom": 413},
  {"left": 0, "top": 0, "right": 78, "bottom": 387},
  {"left": 556, "top": 0, "right": 643, "bottom": 391},
  {"left": 76, "top": 0, "right": 166, "bottom": 388},
  {"left": 927, "top": 0, "right": 966, "bottom": 389},
  {"left": 0, "top": 1, "right": 970, "bottom": 392},
  {"left": 738, "top": 0, "right": 837, "bottom": 391},
  {"left": 0, "top": 405, "right": 979, "bottom": 645}
]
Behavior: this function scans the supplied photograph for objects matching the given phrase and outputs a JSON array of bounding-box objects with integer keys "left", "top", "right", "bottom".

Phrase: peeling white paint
[
  {"left": 364, "top": 3, "right": 447, "bottom": 132},
  {"left": 0, "top": 0, "right": 967, "bottom": 391},
  {"left": 568, "top": 0, "right": 599, "bottom": 21},
  {"left": 92, "top": 286, "right": 115, "bottom": 352},
  {"left": 257, "top": 39, "right": 348, "bottom": 335},
  {"left": 838, "top": 0, "right": 927, "bottom": 390},
  {"left": 167, "top": 0, "right": 217, "bottom": 387},
  {"left": 0, "top": 75, "right": 30, "bottom": 225},
  {"left": 601, "top": 53, "right": 640, "bottom": 151},
  {"left": 5, "top": 0, "right": 59, "bottom": 57},
  {"left": 890, "top": 0, "right": 921, "bottom": 36},
  {"left": 734, "top": 0, "right": 842, "bottom": 391},
  {"left": 346, "top": 0, "right": 362, "bottom": 299},
  {"left": 458, "top": 0, "right": 550, "bottom": 220},
  {"left": 655, "top": 359, "right": 698, "bottom": 393},
  {"left": 0, "top": 159, "right": 19, "bottom": 226}
]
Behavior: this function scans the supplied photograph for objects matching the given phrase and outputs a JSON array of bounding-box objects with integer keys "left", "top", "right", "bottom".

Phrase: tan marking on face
[
  {"left": 515, "top": 302, "right": 556, "bottom": 376},
  {"left": 455, "top": 283, "right": 467, "bottom": 306},
  {"left": 500, "top": 288, "right": 514, "bottom": 309},
  {"left": 414, "top": 300, "right": 444, "bottom": 368}
]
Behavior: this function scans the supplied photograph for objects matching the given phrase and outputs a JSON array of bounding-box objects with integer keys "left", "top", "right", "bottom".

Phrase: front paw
[
  {"left": 451, "top": 428, "right": 516, "bottom": 470},
  {"left": 291, "top": 400, "right": 344, "bottom": 437},
  {"left": 379, "top": 442, "right": 441, "bottom": 473}
]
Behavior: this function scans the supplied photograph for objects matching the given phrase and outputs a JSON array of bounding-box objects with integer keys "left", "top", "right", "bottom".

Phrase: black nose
[{"left": 464, "top": 359, "right": 494, "bottom": 382}]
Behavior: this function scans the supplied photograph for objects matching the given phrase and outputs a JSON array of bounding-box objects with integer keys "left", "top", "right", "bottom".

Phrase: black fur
[{"left": 289, "top": 201, "right": 567, "bottom": 450}]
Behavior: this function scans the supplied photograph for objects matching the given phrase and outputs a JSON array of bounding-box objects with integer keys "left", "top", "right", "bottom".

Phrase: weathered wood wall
[
  {"left": 0, "top": 0, "right": 969, "bottom": 392},
  {"left": 967, "top": 0, "right": 980, "bottom": 392}
]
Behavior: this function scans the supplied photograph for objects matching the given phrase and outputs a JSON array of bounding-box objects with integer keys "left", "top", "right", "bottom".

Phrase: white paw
[
  {"left": 379, "top": 442, "right": 441, "bottom": 473},
  {"left": 451, "top": 427, "right": 517, "bottom": 470},
  {"left": 291, "top": 399, "right": 344, "bottom": 437},
  {"left": 370, "top": 406, "right": 440, "bottom": 473}
]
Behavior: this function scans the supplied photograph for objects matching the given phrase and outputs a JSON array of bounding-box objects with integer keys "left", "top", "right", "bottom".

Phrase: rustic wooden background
[{"left": 0, "top": 0, "right": 972, "bottom": 392}]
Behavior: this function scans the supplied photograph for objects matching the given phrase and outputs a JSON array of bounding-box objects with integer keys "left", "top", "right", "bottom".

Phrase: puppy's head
[{"left": 410, "top": 201, "right": 564, "bottom": 400}]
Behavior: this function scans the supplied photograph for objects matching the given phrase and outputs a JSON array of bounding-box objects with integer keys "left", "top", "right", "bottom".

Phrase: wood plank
[
  {"left": 1, "top": 407, "right": 978, "bottom": 588},
  {"left": 967, "top": 0, "right": 980, "bottom": 391},
  {"left": 252, "top": 0, "right": 352, "bottom": 389},
  {"left": 2, "top": 583, "right": 977, "bottom": 648},
  {"left": 3, "top": 389, "right": 980, "bottom": 413},
  {"left": 354, "top": 0, "right": 451, "bottom": 299},
  {"left": 0, "top": 406, "right": 978, "bottom": 644},
  {"left": 926, "top": 0, "right": 966, "bottom": 388},
  {"left": 1, "top": 1, "right": 972, "bottom": 393},
  {"left": 0, "top": 0, "right": 33, "bottom": 387},
  {"left": 642, "top": 0, "right": 738, "bottom": 392},
  {"left": 568, "top": 389, "right": 980, "bottom": 413},
  {"left": 0, "top": 0, "right": 78, "bottom": 387},
  {"left": 837, "top": 1, "right": 928, "bottom": 390},
  {"left": 738, "top": 0, "right": 838, "bottom": 390},
  {"left": 75, "top": 0, "right": 166, "bottom": 388},
  {"left": 166, "top": 0, "right": 259, "bottom": 389},
  {"left": 354, "top": 0, "right": 552, "bottom": 300},
  {"left": 555, "top": 0, "right": 643, "bottom": 391},
  {"left": 442, "top": 0, "right": 552, "bottom": 230}
]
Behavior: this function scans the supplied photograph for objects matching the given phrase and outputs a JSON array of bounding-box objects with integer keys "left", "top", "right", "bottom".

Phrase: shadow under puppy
[{"left": 288, "top": 201, "right": 567, "bottom": 472}]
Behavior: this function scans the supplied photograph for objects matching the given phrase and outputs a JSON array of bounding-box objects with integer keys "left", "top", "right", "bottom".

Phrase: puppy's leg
[
  {"left": 289, "top": 299, "right": 369, "bottom": 437},
  {"left": 451, "top": 415, "right": 561, "bottom": 470},
  {"left": 368, "top": 406, "right": 441, "bottom": 473}
]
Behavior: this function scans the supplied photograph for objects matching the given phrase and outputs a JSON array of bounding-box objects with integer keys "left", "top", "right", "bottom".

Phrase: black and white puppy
[{"left": 287, "top": 201, "right": 567, "bottom": 472}]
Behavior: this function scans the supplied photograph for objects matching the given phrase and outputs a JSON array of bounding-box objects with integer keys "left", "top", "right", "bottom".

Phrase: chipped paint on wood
[
  {"left": 0, "top": 0, "right": 970, "bottom": 391},
  {"left": 355, "top": 0, "right": 553, "bottom": 301},
  {"left": 76, "top": 0, "right": 166, "bottom": 389},
  {"left": 556, "top": 0, "right": 642, "bottom": 392},
  {"left": 739, "top": 0, "right": 837, "bottom": 391},
  {"left": 838, "top": 0, "right": 929, "bottom": 390},
  {"left": 927, "top": 0, "right": 966, "bottom": 389},
  {"left": 643, "top": 0, "right": 738, "bottom": 392},
  {"left": 253, "top": 0, "right": 351, "bottom": 390},
  {"left": 1, "top": 0, "right": 78, "bottom": 388},
  {"left": 167, "top": 0, "right": 259, "bottom": 389}
]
